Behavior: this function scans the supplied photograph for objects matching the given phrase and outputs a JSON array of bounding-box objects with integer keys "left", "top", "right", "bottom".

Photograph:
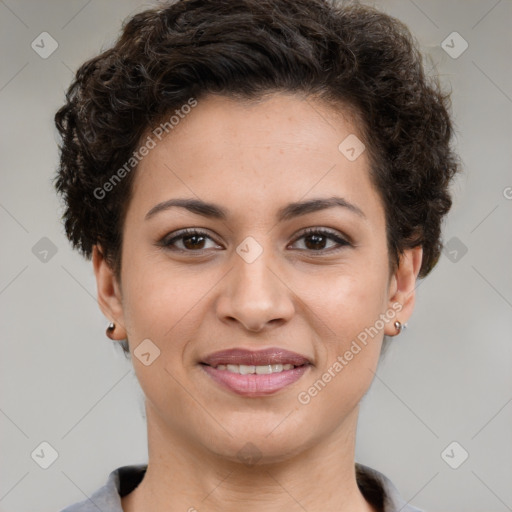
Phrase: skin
[{"left": 93, "top": 92, "right": 422, "bottom": 512}]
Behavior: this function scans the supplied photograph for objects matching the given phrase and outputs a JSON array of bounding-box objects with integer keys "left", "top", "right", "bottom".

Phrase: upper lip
[{"left": 201, "top": 347, "right": 311, "bottom": 367}]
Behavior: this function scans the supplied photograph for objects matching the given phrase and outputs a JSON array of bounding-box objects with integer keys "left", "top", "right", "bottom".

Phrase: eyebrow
[{"left": 145, "top": 196, "right": 366, "bottom": 222}]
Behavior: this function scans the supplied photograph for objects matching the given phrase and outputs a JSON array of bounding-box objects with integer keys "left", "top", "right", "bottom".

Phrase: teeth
[{"left": 214, "top": 363, "right": 295, "bottom": 374}]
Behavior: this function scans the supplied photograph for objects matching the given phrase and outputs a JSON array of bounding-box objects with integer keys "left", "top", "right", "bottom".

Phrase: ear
[
  {"left": 384, "top": 246, "right": 423, "bottom": 336},
  {"left": 92, "top": 245, "right": 127, "bottom": 339}
]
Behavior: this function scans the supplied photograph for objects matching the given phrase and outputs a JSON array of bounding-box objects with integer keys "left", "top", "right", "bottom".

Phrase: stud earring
[
  {"left": 394, "top": 320, "right": 407, "bottom": 335},
  {"left": 106, "top": 322, "right": 116, "bottom": 339}
]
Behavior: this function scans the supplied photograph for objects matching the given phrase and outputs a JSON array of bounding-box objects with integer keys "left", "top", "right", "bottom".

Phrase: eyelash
[{"left": 158, "top": 227, "right": 351, "bottom": 255}]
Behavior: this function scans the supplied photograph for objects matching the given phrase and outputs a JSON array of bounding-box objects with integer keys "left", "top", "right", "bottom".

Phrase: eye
[
  {"left": 158, "top": 229, "right": 222, "bottom": 252},
  {"left": 289, "top": 228, "right": 351, "bottom": 252},
  {"left": 158, "top": 227, "right": 351, "bottom": 254}
]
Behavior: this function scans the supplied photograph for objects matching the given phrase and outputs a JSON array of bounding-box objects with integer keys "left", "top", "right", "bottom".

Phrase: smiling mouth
[{"left": 199, "top": 347, "right": 312, "bottom": 396}]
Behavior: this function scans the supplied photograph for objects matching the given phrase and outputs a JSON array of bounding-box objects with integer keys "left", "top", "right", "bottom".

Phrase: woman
[{"left": 54, "top": 0, "right": 461, "bottom": 510}]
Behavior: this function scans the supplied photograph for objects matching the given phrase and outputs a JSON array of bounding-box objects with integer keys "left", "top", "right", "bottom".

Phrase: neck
[{"left": 122, "top": 403, "right": 377, "bottom": 512}]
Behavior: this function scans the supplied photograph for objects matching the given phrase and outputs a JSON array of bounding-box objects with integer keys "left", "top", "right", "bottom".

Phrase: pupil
[
  {"left": 306, "top": 234, "right": 325, "bottom": 250},
  {"left": 184, "top": 235, "right": 205, "bottom": 250}
]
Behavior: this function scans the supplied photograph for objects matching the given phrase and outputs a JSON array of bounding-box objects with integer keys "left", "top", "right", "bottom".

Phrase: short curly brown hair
[{"left": 54, "top": 0, "right": 461, "bottom": 283}]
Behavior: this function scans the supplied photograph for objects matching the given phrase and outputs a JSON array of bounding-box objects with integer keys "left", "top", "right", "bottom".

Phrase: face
[{"left": 95, "top": 92, "right": 421, "bottom": 463}]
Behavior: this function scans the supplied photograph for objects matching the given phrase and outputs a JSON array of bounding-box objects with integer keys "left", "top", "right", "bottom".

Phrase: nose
[{"left": 215, "top": 244, "right": 295, "bottom": 333}]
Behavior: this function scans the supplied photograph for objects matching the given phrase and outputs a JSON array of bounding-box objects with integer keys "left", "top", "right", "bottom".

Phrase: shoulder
[
  {"left": 356, "top": 463, "right": 425, "bottom": 512},
  {"left": 58, "top": 464, "right": 147, "bottom": 512}
]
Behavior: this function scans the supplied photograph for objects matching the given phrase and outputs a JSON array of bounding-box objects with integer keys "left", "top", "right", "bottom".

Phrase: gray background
[{"left": 1, "top": 1, "right": 511, "bottom": 511}]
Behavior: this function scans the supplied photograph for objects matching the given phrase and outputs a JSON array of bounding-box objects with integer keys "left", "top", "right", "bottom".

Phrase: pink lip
[
  {"left": 201, "top": 347, "right": 311, "bottom": 367},
  {"left": 201, "top": 364, "right": 310, "bottom": 397},
  {"left": 200, "top": 347, "right": 312, "bottom": 397}
]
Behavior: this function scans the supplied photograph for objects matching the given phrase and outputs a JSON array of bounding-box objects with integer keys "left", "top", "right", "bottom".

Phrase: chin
[
  {"left": 198, "top": 420, "right": 316, "bottom": 467},
  {"left": 208, "top": 437, "right": 311, "bottom": 467}
]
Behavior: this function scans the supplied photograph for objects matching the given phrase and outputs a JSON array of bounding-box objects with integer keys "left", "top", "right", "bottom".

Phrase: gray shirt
[{"left": 60, "top": 463, "right": 424, "bottom": 512}]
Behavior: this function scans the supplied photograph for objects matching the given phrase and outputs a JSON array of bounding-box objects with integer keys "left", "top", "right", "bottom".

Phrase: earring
[
  {"left": 394, "top": 320, "right": 407, "bottom": 335},
  {"left": 106, "top": 322, "right": 116, "bottom": 339}
]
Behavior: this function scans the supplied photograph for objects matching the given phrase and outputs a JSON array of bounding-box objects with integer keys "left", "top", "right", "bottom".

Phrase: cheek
[
  {"left": 294, "top": 273, "right": 387, "bottom": 428},
  {"left": 297, "top": 261, "right": 389, "bottom": 393},
  {"left": 122, "top": 271, "right": 201, "bottom": 347},
  {"left": 296, "top": 259, "right": 389, "bottom": 339},
  {"left": 119, "top": 261, "right": 203, "bottom": 422},
  {"left": 120, "top": 234, "right": 193, "bottom": 337}
]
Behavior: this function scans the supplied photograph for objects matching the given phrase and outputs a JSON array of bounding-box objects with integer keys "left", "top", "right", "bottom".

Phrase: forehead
[{"left": 128, "top": 93, "right": 384, "bottom": 224}]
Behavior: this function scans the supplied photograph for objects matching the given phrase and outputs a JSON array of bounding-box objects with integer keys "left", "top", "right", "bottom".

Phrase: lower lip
[{"left": 201, "top": 364, "right": 310, "bottom": 397}]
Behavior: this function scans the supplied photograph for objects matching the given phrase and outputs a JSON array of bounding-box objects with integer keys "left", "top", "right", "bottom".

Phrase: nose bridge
[{"left": 216, "top": 235, "right": 294, "bottom": 331}]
